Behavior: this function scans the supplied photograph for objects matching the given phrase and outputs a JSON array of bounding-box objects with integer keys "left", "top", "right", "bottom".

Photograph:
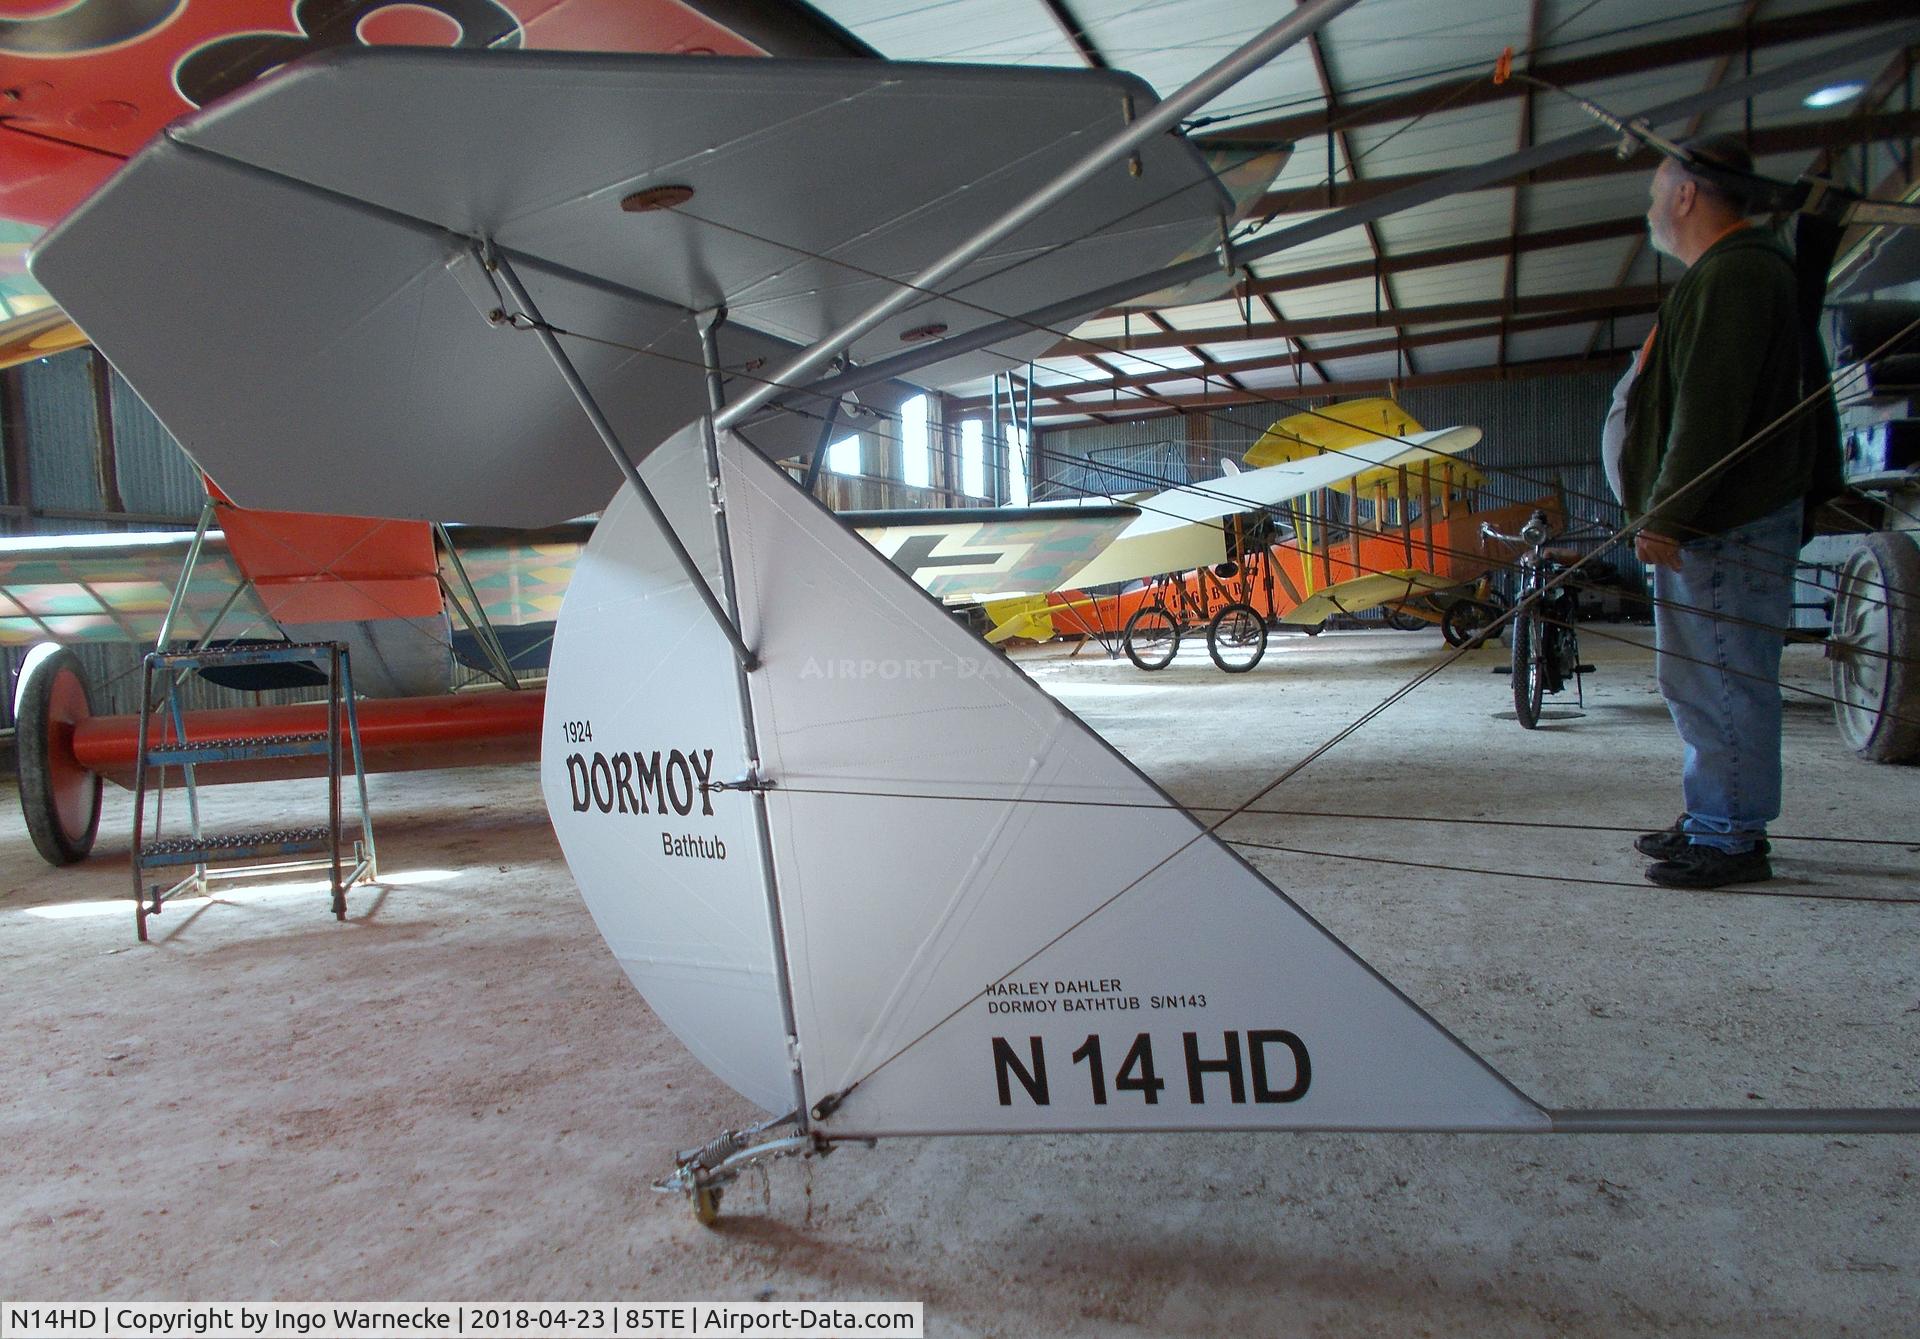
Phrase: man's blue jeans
[{"left": 1651, "top": 501, "right": 1801, "bottom": 853}]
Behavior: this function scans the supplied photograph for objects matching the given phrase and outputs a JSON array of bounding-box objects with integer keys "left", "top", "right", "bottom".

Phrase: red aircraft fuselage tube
[{"left": 71, "top": 688, "right": 547, "bottom": 790}]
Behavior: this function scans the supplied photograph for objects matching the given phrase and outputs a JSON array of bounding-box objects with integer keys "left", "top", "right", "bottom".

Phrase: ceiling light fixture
[{"left": 1803, "top": 81, "right": 1865, "bottom": 109}]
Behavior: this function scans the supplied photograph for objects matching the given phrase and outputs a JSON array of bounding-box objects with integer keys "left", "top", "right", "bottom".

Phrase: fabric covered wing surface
[
  {"left": 716, "top": 428, "right": 1548, "bottom": 1137},
  {"left": 33, "top": 50, "right": 1229, "bottom": 526},
  {"left": 540, "top": 422, "right": 792, "bottom": 1113}
]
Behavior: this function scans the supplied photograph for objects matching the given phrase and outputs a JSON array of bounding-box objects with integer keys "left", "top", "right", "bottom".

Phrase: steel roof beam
[
  {"left": 1034, "top": 0, "right": 1108, "bottom": 69},
  {"left": 1025, "top": 354, "right": 1631, "bottom": 422},
  {"left": 1499, "top": 0, "right": 1548, "bottom": 368},
  {"left": 1298, "top": 12, "right": 1417, "bottom": 377},
  {"left": 1585, "top": 0, "right": 1765, "bottom": 356},
  {"left": 1201, "top": 0, "right": 1915, "bottom": 147},
  {"left": 779, "top": 20, "right": 1920, "bottom": 415},
  {"left": 950, "top": 305, "right": 1657, "bottom": 412},
  {"left": 1251, "top": 109, "right": 1920, "bottom": 215},
  {"left": 1185, "top": 215, "right": 1646, "bottom": 308},
  {"left": 1048, "top": 285, "right": 1660, "bottom": 355}
]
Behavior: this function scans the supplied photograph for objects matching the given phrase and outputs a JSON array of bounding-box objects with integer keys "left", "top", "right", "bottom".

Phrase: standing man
[{"left": 1607, "top": 133, "right": 1838, "bottom": 889}]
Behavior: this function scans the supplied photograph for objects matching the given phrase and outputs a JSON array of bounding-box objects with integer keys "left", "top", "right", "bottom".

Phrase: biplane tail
[
  {"left": 543, "top": 419, "right": 1550, "bottom": 1135},
  {"left": 981, "top": 595, "right": 1056, "bottom": 644}
]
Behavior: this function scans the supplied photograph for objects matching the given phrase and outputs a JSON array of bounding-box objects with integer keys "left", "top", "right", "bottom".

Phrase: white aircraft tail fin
[
  {"left": 545, "top": 423, "right": 1548, "bottom": 1137},
  {"left": 542, "top": 423, "right": 794, "bottom": 1113}
]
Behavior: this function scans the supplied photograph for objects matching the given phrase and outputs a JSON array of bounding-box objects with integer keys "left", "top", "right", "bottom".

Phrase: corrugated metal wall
[
  {"left": 18, "top": 353, "right": 106, "bottom": 521},
  {"left": 0, "top": 349, "right": 320, "bottom": 723},
  {"left": 111, "top": 374, "right": 209, "bottom": 519}
]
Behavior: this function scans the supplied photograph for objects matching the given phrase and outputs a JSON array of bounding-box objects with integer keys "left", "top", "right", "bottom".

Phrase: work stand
[{"left": 130, "top": 642, "right": 377, "bottom": 942}]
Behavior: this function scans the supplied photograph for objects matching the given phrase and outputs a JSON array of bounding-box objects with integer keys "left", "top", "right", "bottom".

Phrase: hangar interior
[{"left": 2, "top": 1, "right": 1918, "bottom": 1334}]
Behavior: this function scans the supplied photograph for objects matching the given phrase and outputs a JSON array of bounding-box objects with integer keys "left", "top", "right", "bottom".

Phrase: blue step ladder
[{"left": 131, "top": 642, "right": 377, "bottom": 942}]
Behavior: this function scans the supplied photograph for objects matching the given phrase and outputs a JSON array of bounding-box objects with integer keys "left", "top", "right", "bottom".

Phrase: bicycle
[
  {"left": 1121, "top": 568, "right": 1269, "bottom": 674},
  {"left": 1480, "top": 510, "right": 1591, "bottom": 729}
]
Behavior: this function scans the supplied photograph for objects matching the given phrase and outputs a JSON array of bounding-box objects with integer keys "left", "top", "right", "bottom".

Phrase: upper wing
[
  {"left": 0, "top": 1, "right": 853, "bottom": 373},
  {"left": 1060, "top": 426, "right": 1482, "bottom": 590},
  {"left": 0, "top": 1, "right": 792, "bottom": 231},
  {"left": 1119, "top": 426, "right": 1484, "bottom": 539},
  {"left": 31, "top": 50, "right": 1232, "bottom": 527}
]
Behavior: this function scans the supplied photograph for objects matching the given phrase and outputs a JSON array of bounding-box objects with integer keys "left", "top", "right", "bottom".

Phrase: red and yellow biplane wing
[{"left": 0, "top": 0, "right": 863, "bottom": 365}]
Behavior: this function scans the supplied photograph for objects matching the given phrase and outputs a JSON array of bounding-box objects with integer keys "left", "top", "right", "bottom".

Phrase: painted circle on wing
[{"left": 357, "top": 5, "right": 463, "bottom": 46}]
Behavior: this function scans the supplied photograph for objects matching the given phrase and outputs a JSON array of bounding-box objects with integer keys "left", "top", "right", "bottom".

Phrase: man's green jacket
[{"left": 1620, "top": 225, "right": 1840, "bottom": 540}]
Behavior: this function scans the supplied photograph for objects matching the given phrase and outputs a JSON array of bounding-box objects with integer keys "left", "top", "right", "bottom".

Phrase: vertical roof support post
[
  {"left": 989, "top": 373, "right": 1003, "bottom": 504},
  {"left": 1024, "top": 364, "right": 1036, "bottom": 497},
  {"left": 487, "top": 248, "right": 757, "bottom": 671},
  {"left": 698, "top": 311, "right": 812, "bottom": 1131}
]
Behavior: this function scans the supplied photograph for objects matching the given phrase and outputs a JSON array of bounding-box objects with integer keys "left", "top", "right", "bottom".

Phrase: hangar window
[
  {"left": 961, "top": 419, "right": 985, "bottom": 497},
  {"left": 828, "top": 433, "right": 860, "bottom": 476},
  {"left": 1006, "top": 424, "right": 1030, "bottom": 507},
  {"left": 902, "top": 395, "right": 930, "bottom": 489}
]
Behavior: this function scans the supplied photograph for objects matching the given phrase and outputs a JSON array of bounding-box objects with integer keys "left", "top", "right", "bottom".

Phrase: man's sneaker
[
  {"left": 1645, "top": 844, "right": 1772, "bottom": 889},
  {"left": 1635, "top": 817, "right": 1769, "bottom": 860}
]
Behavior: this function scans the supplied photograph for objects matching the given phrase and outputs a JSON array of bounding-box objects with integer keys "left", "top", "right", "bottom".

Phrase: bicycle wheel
[
  {"left": 1123, "top": 604, "right": 1181, "bottom": 671},
  {"left": 1206, "top": 602, "right": 1267, "bottom": 673},
  {"left": 1511, "top": 610, "right": 1544, "bottom": 728}
]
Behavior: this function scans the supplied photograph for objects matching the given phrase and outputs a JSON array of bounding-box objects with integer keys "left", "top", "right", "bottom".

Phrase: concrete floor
[{"left": 2, "top": 627, "right": 1916, "bottom": 1336}]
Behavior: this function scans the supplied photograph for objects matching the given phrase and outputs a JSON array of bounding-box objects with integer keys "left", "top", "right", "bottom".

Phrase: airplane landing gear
[
  {"left": 1122, "top": 604, "right": 1180, "bottom": 671},
  {"left": 1206, "top": 602, "right": 1267, "bottom": 673},
  {"left": 654, "top": 1118, "right": 819, "bottom": 1227},
  {"left": 1829, "top": 531, "right": 1920, "bottom": 762},
  {"left": 15, "top": 644, "right": 102, "bottom": 866}
]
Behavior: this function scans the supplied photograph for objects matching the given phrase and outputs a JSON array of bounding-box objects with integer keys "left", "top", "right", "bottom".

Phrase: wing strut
[
  {"left": 486, "top": 246, "right": 758, "bottom": 671},
  {"left": 698, "top": 309, "right": 812, "bottom": 1131},
  {"left": 800, "top": 392, "right": 843, "bottom": 497}
]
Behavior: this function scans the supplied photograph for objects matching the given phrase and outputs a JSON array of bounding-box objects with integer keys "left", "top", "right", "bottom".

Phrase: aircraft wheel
[
  {"left": 1829, "top": 532, "right": 1920, "bottom": 762},
  {"left": 692, "top": 1183, "right": 723, "bottom": 1226},
  {"left": 15, "top": 644, "right": 103, "bottom": 865},
  {"left": 1122, "top": 604, "right": 1180, "bottom": 671},
  {"left": 1207, "top": 602, "right": 1267, "bottom": 674},
  {"left": 1300, "top": 621, "right": 1323, "bottom": 637},
  {"left": 1442, "top": 599, "right": 1499, "bottom": 649},
  {"left": 1385, "top": 606, "right": 1425, "bottom": 632}
]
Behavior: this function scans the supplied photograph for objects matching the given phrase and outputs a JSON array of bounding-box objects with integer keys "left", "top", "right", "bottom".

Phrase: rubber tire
[
  {"left": 1206, "top": 602, "right": 1267, "bottom": 674},
  {"left": 1830, "top": 532, "right": 1920, "bottom": 762},
  {"left": 1122, "top": 604, "right": 1180, "bottom": 672},
  {"left": 693, "top": 1183, "right": 723, "bottom": 1226},
  {"left": 15, "top": 644, "right": 102, "bottom": 865},
  {"left": 1385, "top": 606, "right": 1425, "bottom": 632},
  {"left": 1511, "top": 612, "right": 1544, "bottom": 729},
  {"left": 1300, "top": 622, "right": 1323, "bottom": 636}
]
